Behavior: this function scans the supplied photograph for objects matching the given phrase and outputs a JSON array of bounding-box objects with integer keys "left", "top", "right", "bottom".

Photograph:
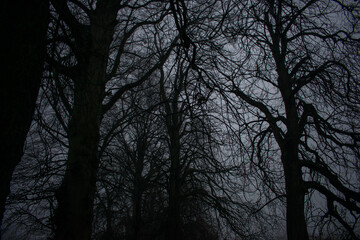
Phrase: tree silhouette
[
  {"left": 215, "top": 0, "right": 360, "bottom": 239},
  {"left": 47, "top": 0, "right": 177, "bottom": 239},
  {"left": 2, "top": 0, "right": 360, "bottom": 239},
  {"left": 0, "top": 0, "right": 49, "bottom": 235}
]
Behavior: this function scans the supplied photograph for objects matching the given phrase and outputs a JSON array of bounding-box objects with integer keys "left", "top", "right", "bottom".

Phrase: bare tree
[
  {"left": 94, "top": 80, "right": 169, "bottom": 240},
  {"left": 5, "top": 1, "right": 359, "bottom": 239},
  {"left": 47, "top": 0, "right": 178, "bottom": 239},
  {"left": 215, "top": 0, "right": 360, "bottom": 239}
]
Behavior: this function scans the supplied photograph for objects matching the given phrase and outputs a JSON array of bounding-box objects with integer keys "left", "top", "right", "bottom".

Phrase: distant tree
[
  {"left": 158, "top": 47, "right": 234, "bottom": 240},
  {"left": 216, "top": 0, "right": 360, "bottom": 239},
  {"left": 93, "top": 81, "right": 169, "bottom": 240},
  {"left": 166, "top": 1, "right": 278, "bottom": 238},
  {"left": 0, "top": 0, "right": 49, "bottom": 234}
]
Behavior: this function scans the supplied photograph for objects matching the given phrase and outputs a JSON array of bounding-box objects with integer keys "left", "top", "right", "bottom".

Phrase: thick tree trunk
[
  {"left": 132, "top": 183, "right": 143, "bottom": 240},
  {"left": 166, "top": 127, "right": 182, "bottom": 240},
  {"left": 53, "top": 3, "right": 118, "bottom": 238},
  {"left": 131, "top": 143, "right": 145, "bottom": 240},
  {"left": 0, "top": 0, "right": 49, "bottom": 232},
  {"left": 281, "top": 85, "right": 309, "bottom": 240},
  {"left": 53, "top": 73, "right": 104, "bottom": 240},
  {"left": 166, "top": 173, "right": 182, "bottom": 240},
  {"left": 277, "top": 61, "right": 309, "bottom": 240},
  {"left": 282, "top": 144, "right": 309, "bottom": 240}
]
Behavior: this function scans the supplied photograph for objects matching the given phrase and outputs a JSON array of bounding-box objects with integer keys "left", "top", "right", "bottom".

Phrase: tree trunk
[
  {"left": 53, "top": 73, "right": 104, "bottom": 239},
  {"left": 166, "top": 126, "right": 182, "bottom": 240},
  {"left": 53, "top": 3, "right": 118, "bottom": 238},
  {"left": 0, "top": 0, "right": 49, "bottom": 232},
  {"left": 277, "top": 61, "right": 309, "bottom": 240},
  {"left": 167, "top": 171, "right": 182, "bottom": 240},
  {"left": 132, "top": 183, "right": 143, "bottom": 240},
  {"left": 282, "top": 144, "right": 309, "bottom": 240},
  {"left": 281, "top": 92, "right": 309, "bottom": 240},
  {"left": 160, "top": 70, "right": 183, "bottom": 240},
  {"left": 131, "top": 141, "right": 145, "bottom": 240}
]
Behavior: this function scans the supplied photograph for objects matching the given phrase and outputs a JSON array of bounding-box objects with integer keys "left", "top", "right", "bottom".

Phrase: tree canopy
[{"left": 1, "top": 0, "right": 360, "bottom": 240}]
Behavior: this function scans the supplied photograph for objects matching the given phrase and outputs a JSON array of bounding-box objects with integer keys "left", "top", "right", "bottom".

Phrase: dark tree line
[{"left": 1, "top": 0, "right": 360, "bottom": 240}]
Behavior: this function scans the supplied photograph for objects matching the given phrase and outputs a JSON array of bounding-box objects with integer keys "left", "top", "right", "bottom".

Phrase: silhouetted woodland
[{"left": 1, "top": 0, "right": 360, "bottom": 240}]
